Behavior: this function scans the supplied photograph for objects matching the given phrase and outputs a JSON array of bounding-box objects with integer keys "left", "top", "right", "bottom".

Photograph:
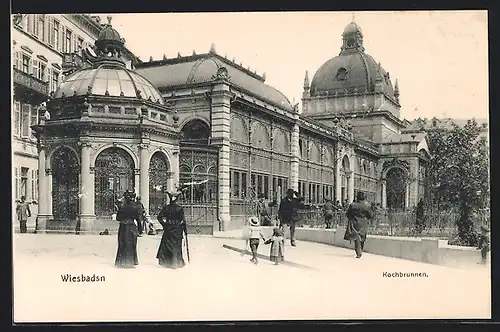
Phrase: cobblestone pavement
[{"left": 13, "top": 234, "right": 491, "bottom": 322}]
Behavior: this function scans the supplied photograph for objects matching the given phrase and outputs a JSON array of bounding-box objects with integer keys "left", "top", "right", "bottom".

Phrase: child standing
[
  {"left": 477, "top": 225, "right": 490, "bottom": 264},
  {"left": 244, "top": 217, "right": 266, "bottom": 264},
  {"left": 265, "top": 227, "right": 285, "bottom": 265}
]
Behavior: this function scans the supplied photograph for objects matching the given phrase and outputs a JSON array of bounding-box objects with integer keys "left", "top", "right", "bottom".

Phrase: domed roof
[
  {"left": 136, "top": 53, "right": 293, "bottom": 111},
  {"left": 98, "top": 17, "right": 122, "bottom": 41},
  {"left": 53, "top": 66, "right": 164, "bottom": 104},
  {"left": 343, "top": 21, "right": 363, "bottom": 36},
  {"left": 309, "top": 21, "right": 395, "bottom": 100},
  {"left": 52, "top": 16, "right": 164, "bottom": 105},
  {"left": 310, "top": 52, "right": 395, "bottom": 97}
]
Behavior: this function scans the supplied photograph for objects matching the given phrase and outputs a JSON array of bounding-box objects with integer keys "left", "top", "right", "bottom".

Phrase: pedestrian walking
[
  {"left": 344, "top": 191, "right": 374, "bottom": 258},
  {"left": 323, "top": 198, "right": 334, "bottom": 229},
  {"left": 114, "top": 190, "right": 141, "bottom": 268},
  {"left": 278, "top": 189, "right": 307, "bottom": 247},
  {"left": 135, "top": 196, "right": 146, "bottom": 236},
  {"left": 477, "top": 225, "right": 490, "bottom": 264},
  {"left": 257, "top": 194, "right": 273, "bottom": 226},
  {"left": 16, "top": 196, "right": 31, "bottom": 234},
  {"left": 264, "top": 227, "right": 285, "bottom": 265},
  {"left": 243, "top": 216, "right": 266, "bottom": 264},
  {"left": 156, "top": 191, "right": 188, "bottom": 269}
]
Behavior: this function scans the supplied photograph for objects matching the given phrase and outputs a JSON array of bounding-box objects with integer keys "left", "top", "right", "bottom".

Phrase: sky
[{"left": 95, "top": 11, "right": 489, "bottom": 121}]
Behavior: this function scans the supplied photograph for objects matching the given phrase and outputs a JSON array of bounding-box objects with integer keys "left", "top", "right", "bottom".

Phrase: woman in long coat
[
  {"left": 156, "top": 192, "right": 187, "bottom": 269},
  {"left": 115, "top": 190, "right": 141, "bottom": 268},
  {"left": 344, "top": 191, "right": 373, "bottom": 258}
]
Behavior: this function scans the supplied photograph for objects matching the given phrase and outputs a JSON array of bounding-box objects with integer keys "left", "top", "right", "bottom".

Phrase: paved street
[{"left": 13, "top": 233, "right": 490, "bottom": 322}]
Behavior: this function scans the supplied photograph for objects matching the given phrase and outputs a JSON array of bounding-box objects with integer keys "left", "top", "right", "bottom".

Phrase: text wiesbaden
[{"left": 61, "top": 274, "right": 106, "bottom": 283}]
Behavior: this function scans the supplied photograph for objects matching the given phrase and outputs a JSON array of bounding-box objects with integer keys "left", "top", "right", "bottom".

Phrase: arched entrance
[
  {"left": 149, "top": 152, "right": 170, "bottom": 216},
  {"left": 181, "top": 119, "right": 210, "bottom": 143},
  {"left": 386, "top": 167, "right": 407, "bottom": 210},
  {"left": 51, "top": 147, "right": 80, "bottom": 220},
  {"left": 341, "top": 155, "right": 351, "bottom": 203},
  {"left": 94, "top": 147, "right": 135, "bottom": 216}
]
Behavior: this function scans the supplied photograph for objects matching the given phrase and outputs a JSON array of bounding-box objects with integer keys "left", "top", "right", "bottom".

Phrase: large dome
[
  {"left": 310, "top": 52, "right": 395, "bottom": 97},
  {"left": 53, "top": 66, "right": 165, "bottom": 104},
  {"left": 309, "top": 21, "right": 396, "bottom": 100}
]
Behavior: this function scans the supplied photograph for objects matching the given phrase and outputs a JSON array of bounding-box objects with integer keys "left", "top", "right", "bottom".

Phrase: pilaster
[
  {"left": 290, "top": 118, "right": 300, "bottom": 191},
  {"left": 36, "top": 143, "right": 49, "bottom": 233},
  {"left": 211, "top": 79, "right": 232, "bottom": 231},
  {"left": 381, "top": 179, "right": 387, "bottom": 208},
  {"left": 79, "top": 140, "right": 96, "bottom": 233},
  {"left": 139, "top": 143, "right": 150, "bottom": 216}
]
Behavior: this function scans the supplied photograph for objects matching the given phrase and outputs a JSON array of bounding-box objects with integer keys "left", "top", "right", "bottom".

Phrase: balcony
[{"left": 13, "top": 67, "right": 49, "bottom": 103}]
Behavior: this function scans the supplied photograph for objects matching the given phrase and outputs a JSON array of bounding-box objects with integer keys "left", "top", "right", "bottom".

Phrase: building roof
[
  {"left": 52, "top": 18, "right": 164, "bottom": 105},
  {"left": 310, "top": 22, "right": 396, "bottom": 100},
  {"left": 135, "top": 52, "right": 293, "bottom": 111},
  {"left": 53, "top": 67, "right": 164, "bottom": 104}
]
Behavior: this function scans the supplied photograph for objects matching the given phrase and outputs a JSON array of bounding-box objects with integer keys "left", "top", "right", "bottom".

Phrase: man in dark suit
[
  {"left": 278, "top": 188, "right": 307, "bottom": 247},
  {"left": 344, "top": 191, "right": 374, "bottom": 258}
]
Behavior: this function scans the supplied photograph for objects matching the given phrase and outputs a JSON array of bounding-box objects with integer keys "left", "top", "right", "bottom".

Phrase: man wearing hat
[
  {"left": 135, "top": 196, "right": 146, "bottom": 236},
  {"left": 114, "top": 190, "right": 141, "bottom": 268},
  {"left": 477, "top": 225, "right": 490, "bottom": 264},
  {"left": 278, "top": 188, "right": 306, "bottom": 246},
  {"left": 156, "top": 190, "right": 188, "bottom": 269}
]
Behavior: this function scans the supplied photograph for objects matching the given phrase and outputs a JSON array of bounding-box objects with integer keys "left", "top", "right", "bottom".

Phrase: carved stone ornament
[
  {"left": 215, "top": 67, "right": 230, "bottom": 80},
  {"left": 382, "top": 158, "right": 410, "bottom": 174}
]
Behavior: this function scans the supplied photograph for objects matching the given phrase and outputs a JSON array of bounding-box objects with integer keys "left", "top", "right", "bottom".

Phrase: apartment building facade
[{"left": 12, "top": 14, "right": 138, "bottom": 216}]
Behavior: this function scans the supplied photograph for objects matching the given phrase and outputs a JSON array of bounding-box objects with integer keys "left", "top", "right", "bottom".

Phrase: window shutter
[
  {"left": 14, "top": 101, "right": 21, "bottom": 136},
  {"left": 48, "top": 17, "right": 54, "bottom": 46},
  {"left": 47, "top": 68, "right": 53, "bottom": 93},
  {"left": 30, "top": 106, "right": 38, "bottom": 138},
  {"left": 21, "top": 104, "right": 30, "bottom": 137},
  {"left": 15, "top": 167, "right": 19, "bottom": 200},
  {"left": 14, "top": 51, "right": 20, "bottom": 69},
  {"left": 60, "top": 25, "right": 65, "bottom": 52},
  {"left": 26, "top": 15, "right": 32, "bottom": 34},
  {"left": 32, "top": 59, "right": 38, "bottom": 77}
]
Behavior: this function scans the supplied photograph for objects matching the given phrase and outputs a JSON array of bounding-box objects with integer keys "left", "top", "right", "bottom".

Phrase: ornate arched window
[
  {"left": 149, "top": 152, "right": 170, "bottom": 216},
  {"left": 181, "top": 119, "right": 210, "bottom": 143},
  {"left": 94, "top": 147, "right": 135, "bottom": 216},
  {"left": 51, "top": 147, "right": 79, "bottom": 220}
]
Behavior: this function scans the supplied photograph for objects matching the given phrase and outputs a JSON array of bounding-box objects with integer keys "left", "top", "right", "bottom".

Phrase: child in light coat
[
  {"left": 264, "top": 227, "right": 285, "bottom": 265},
  {"left": 244, "top": 216, "right": 266, "bottom": 264}
]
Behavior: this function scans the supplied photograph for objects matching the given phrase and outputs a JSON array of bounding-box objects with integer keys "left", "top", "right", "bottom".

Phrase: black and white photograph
[{"left": 11, "top": 10, "right": 490, "bottom": 322}]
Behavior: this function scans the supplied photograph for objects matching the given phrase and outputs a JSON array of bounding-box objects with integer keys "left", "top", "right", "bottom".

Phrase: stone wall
[{"left": 278, "top": 227, "right": 484, "bottom": 268}]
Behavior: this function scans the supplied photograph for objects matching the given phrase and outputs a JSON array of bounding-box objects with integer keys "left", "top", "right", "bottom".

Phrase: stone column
[
  {"left": 79, "top": 141, "right": 95, "bottom": 233},
  {"left": 211, "top": 79, "right": 232, "bottom": 231},
  {"left": 348, "top": 171, "right": 355, "bottom": 203},
  {"left": 381, "top": 179, "right": 387, "bottom": 208},
  {"left": 46, "top": 169, "right": 53, "bottom": 219},
  {"left": 36, "top": 144, "right": 49, "bottom": 232},
  {"left": 139, "top": 143, "right": 150, "bottom": 216},
  {"left": 170, "top": 148, "right": 180, "bottom": 191},
  {"left": 335, "top": 148, "right": 342, "bottom": 203},
  {"left": 290, "top": 119, "right": 300, "bottom": 191}
]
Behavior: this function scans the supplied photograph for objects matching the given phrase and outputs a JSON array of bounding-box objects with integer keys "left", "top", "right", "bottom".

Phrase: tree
[{"left": 427, "top": 119, "right": 489, "bottom": 245}]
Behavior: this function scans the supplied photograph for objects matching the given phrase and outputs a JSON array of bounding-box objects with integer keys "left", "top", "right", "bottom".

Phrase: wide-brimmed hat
[
  {"left": 123, "top": 190, "right": 136, "bottom": 200},
  {"left": 167, "top": 191, "right": 181, "bottom": 203},
  {"left": 249, "top": 216, "right": 259, "bottom": 226}
]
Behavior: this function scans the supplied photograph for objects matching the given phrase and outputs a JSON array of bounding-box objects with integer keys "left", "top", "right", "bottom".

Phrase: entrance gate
[{"left": 178, "top": 144, "right": 219, "bottom": 234}]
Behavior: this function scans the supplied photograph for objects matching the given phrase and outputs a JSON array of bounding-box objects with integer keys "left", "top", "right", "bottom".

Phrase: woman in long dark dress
[
  {"left": 115, "top": 190, "right": 141, "bottom": 268},
  {"left": 156, "top": 192, "right": 187, "bottom": 269}
]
